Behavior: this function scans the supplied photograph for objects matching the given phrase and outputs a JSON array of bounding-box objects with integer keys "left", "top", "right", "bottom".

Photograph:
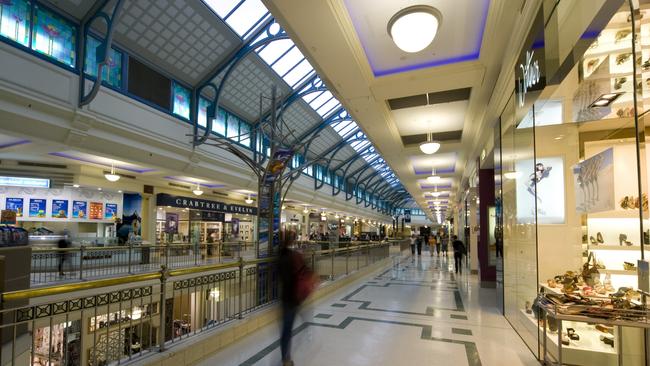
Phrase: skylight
[{"left": 204, "top": 0, "right": 269, "bottom": 38}]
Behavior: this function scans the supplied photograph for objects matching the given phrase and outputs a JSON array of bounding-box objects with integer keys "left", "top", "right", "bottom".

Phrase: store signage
[
  {"left": 517, "top": 50, "right": 541, "bottom": 107},
  {"left": 0, "top": 176, "right": 50, "bottom": 188},
  {"left": 0, "top": 210, "right": 17, "bottom": 225},
  {"left": 156, "top": 193, "right": 257, "bottom": 215}
]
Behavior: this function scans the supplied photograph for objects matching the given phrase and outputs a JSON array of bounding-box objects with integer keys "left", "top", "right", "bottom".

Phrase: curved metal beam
[{"left": 79, "top": 0, "right": 124, "bottom": 107}]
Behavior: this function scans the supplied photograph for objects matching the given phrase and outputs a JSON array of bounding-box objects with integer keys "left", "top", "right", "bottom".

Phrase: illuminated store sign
[
  {"left": 517, "top": 50, "right": 540, "bottom": 107},
  {"left": 156, "top": 193, "right": 257, "bottom": 215},
  {"left": 0, "top": 176, "right": 50, "bottom": 188}
]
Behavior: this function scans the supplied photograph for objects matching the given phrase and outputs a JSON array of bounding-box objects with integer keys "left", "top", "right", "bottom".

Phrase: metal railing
[
  {"left": 0, "top": 242, "right": 396, "bottom": 366},
  {"left": 29, "top": 242, "right": 257, "bottom": 286}
]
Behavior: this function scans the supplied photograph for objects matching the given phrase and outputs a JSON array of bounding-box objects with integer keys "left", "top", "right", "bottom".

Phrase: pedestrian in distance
[
  {"left": 410, "top": 234, "right": 416, "bottom": 256},
  {"left": 57, "top": 229, "right": 71, "bottom": 276},
  {"left": 452, "top": 235, "right": 467, "bottom": 274}
]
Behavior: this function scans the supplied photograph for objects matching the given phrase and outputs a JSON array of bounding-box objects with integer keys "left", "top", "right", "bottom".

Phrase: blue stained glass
[
  {"left": 226, "top": 114, "right": 239, "bottom": 139},
  {"left": 0, "top": 0, "right": 30, "bottom": 46},
  {"left": 214, "top": 108, "right": 226, "bottom": 135},
  {"left": 172, "top": 82, "right": 190, "bottom": 119},
  {"left": 198, "top": 97, "right": 211, "bottom": 127},
  {"left": 31, "top": 5, "right": 76, "bottom": 67},
  {"left": 84, "top": 36, "right": 122, "bottom": 88},
  {"left": 239, "top": 121, "right": 251, "bottom": 147}
]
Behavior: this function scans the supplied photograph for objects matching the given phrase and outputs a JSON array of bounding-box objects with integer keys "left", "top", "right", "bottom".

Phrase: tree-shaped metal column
[{"left": 191, "top": 86, "right": 334, "bottom": 258}]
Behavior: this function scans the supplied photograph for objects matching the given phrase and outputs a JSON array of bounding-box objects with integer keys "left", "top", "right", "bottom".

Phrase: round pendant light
[
  {"left": 426, "top": 168, "right": 441, "bottom": 183},
  {"left": 104, "top": 163, "right": 120, "bottom": 182},
  {"left": 193, "top": 183, "right": 203, "bottom": 196},
  {"left": 244, "top": 195, "right": 254, "bottom": 204},
  {"left": 419, "top": 132, "right": 441, "bottom": 155},
  {"left": 388, "top": 5, "right": 441, "bottom": 53}
]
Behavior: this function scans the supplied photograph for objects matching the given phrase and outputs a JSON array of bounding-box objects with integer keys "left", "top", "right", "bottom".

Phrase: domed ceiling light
[
  {"left": 193, "top": 183, "right": 203, "bottom": 196},
  {"left": 104, "top": 163, "right": 120, "bottom": 182},
  {"left": 245, "top": 195, "right": 254, "bottom": 204},
  {"left": 426, "top": 168, "right": 441, "bottom": 183},
  {"left": 419, "top": 132, "right": 441, "bottom": 155},
  {"left": 388, "top": 5, "right": 441, "bottom": 53}
]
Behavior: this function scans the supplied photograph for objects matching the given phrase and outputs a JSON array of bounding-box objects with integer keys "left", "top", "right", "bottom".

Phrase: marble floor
[{"left": 197, "top": 252, "right": 540, "bottom": 366}]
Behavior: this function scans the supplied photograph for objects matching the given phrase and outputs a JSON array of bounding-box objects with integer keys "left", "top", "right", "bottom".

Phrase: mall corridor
[{"left": 198, "top": 252, "right": 538, "bottom": 366}]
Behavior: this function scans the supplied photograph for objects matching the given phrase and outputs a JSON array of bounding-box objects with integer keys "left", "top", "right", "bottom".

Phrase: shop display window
[
  {"left": 500, "top": 3, "right": 650, "bottom": 364},
  {"left": 33, "top": 320, "right": 81, "bottom": 366},
  {"left": 31, "top": 4, "right": 75, "bottom": 68},
  {"left": 0, "top": 0, "right": 30, "bottom": 47},
  {"left": 84, "top": 35, "right": 122, "bottom": 88},
  {"left": 172, "top": 82, "right": 190, "bottom": 120},
  {"left": 89, "top": 303, "right": 157, "bottom": 332}
]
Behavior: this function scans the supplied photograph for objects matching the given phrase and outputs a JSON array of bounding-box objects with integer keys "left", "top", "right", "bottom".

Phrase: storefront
[
  {"left": 154, "top": 193, "right": 257, "bottom": 245},
  {"left": 0, "top": 184, "right": 139, "bottom": 247},
  {"left": 497, "top": 1, "right": 649, "bottom": 363}
]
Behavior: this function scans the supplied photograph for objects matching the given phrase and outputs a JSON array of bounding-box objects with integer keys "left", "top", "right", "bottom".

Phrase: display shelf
[
  {"left": 588, "top": 245, "right": 642, "bottom": 251},
  {"left": 520, "top": 309, "right": 618, "bottom": 366},
  {"left": 540, "top": 283, "right": 611, "bottom": 300},
  {"left": 600, "top": 269, "right": 637, "bottom": 275},
  {"left": 587, "top": 210, "right": 642, "bottom": 219}
]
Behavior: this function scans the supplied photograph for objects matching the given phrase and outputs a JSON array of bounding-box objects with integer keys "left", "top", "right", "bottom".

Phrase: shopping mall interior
[{"left": 0, "top": 0, "right": 650, "bottom": 365}]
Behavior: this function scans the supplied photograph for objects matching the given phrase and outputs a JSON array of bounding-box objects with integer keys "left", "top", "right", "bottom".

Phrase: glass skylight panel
[
  {"left": 316, "top": 98, "right": 341, "bottom": 117},
  {"left": 257, "top": 39, "right": 294, "bottom": 65},
  {"left": 308, "top": 91, "right": 333, "bottom": 111},
  {"left": 283, "top": 60, "right": 314, "bottom": 88},
  {"left": 302, "top": 89, "right": 322, "bottom": 104},
  {"left": 203, "top": 0, "right": 241, "bottom": 18},
  {"left": 337, "top": 124, "right": 357, "bottom": 139},
  {"left": 223, "top": 0, "right": 269, "bottom": 37},
  {"left": 271, "top": 46, "right": 304, "bottom": 76}
]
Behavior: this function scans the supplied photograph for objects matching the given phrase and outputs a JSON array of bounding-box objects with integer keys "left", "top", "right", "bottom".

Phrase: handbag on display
[{"left": 582, "top": 252, "right": 600, "bottom": 286}]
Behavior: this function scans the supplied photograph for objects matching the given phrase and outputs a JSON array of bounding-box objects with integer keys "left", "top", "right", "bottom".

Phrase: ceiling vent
[
  {"left": 387, "top": 87, "right": 472, "bottom": 110},
  {"left": 17, "top": 161, "right": 68, "bottom": 169}
]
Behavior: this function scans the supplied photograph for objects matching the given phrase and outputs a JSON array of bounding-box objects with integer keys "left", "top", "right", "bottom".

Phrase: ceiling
[
  {"left": 39, "top": 0, "right": 411, "bottom": 212},
  {"left": 265, "top": 0, "right": 530, "bottom": 222},
  {"left": 342, "top": 0, "right": 490, "bottom": 76}
]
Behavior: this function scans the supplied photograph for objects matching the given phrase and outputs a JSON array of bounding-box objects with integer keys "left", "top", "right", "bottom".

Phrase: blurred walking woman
[{"left": 279, "top": 231, "right": 316, "bottom": 366}]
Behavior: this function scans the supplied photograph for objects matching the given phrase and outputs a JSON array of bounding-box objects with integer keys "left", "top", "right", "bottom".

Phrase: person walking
[
  {"left": 410, "top": 234, "right": 416, "bottom": 256},
  {"left": 451, "top": 235, "right": 466, "bottom": 274},
  {"left": 416, "top": 235, "right": 423, "bottom": 256},
  {"left": 57, "top": 230, "right": 71, "bottom": 276},
  {"left": 430, "top": 235, "right": 437, "bottom": 257},
  {"left": 441, "top": 234, "right": 449, "bottom": 257},
  {"left": 278, "top": 230, "right": 316, "bottom": 366}
]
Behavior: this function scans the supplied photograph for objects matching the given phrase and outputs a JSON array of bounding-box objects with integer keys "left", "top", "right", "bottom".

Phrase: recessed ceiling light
[
  {"left": 589, "top": 92, "right": 623, "bottom": 108},
  {"left": 72, "top": 184, "right": 80, "bottom": 188},
  {"left": 97, "top": 187, "right": 102, "bottom": 191},
  {"left": 388, "top": 5, "right": 441, "bottom": 53}
]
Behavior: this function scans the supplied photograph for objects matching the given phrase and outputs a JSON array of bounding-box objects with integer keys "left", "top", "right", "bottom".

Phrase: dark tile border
[{"left": 238, "top": 316, "right": 482, "bottom": 366}]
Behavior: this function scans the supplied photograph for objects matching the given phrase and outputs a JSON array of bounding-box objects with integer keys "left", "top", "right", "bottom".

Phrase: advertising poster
[
  {"left": 72, "top": 201, "right": 87, "bottom": 219},
  {"left": 122, "top": 193, "right": 142, "bottom": 236},
  {"left": 404, "top": 209, "right": 411, "bottom": 223},
  {"left": 5, "top": 198, "right": 23, "bottom": 217},
  {"left": 105, "top": 203, "right": 118, "bottom": 220},
  {"left": 515, "top": 156, "right": 565, "bottom": 224},
  {"left": 1, "top": 210, "right": 17, "bottom": 225},
  {"left": 573, "top": 148, "right": 614, "bottom": 213},
  {"left": 165, "top": 213, "right": 179, "bottom": 234},
  {"left": 28, "top": 199, "right": 46, "bottom": 218},
  {"left": 51, "top": 200, "right": 69, "bottom": 218},
  {"left": 89, "top": 202, "right": 103, "bottom": 220}
]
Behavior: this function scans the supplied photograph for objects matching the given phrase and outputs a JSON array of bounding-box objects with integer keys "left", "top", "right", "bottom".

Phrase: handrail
[{"left": 5, "top": 243, "right": 390, "bottom": 303}]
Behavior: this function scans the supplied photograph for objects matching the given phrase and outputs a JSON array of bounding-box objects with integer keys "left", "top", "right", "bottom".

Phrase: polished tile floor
[{"left": 198, "top": 251, "right": 540, "bottom": 366}]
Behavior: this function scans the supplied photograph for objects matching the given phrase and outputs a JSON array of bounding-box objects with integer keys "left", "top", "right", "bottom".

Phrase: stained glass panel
[
  {"left": 172, "top": 82, "right": 190, "bottom": 119},
  {"left": 239, "top": 121, "right": 251, "bottom": 147},
  {"left": 31, "top": 5, "right": 76, "bottom": 67},
  {"left": 0, "top": 0, "right": 30, "bottom": 46},
  {"left": 85, "top": 36, "right": 122, "bottom": 88},
  {"left": 198, "top": 97, "right": 210, "bottom": 127},
  {"left": 226, "top": 114, "right": 239, "bottom": 139},
  {"left": 214, "top": 108, "right": 226, "bottom": 135}
]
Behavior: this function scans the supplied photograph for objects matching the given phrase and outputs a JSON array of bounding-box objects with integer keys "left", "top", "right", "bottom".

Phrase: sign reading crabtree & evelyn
[{"left": 155, "top": 193, "right": 257, "bottom": 215}]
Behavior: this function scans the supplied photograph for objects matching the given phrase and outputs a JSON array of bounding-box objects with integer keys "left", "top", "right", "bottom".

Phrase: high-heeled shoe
[
  {"left": 600, "top": 335, "right": 614, "bottom": 347},
  {"left": 615, "top": 29, "right": 632, "bottom": 43},
  {"left": 590, "top": 236, "right": 597, "bottom": 245},
  {"left": 624, "top": 262, "right": 636, "bottom": 271},
  {"left": 604, "top": 274, "right": 614, "bottom": 292},
  {"left": 597, "top": 232, "right": 604, "bottom": 243},
  {"left": 619, "top": 234, "right": 632, "bottom": 246},
  {"left": 644, "top": 230, "right": 649, "bottom": 245},
  {"left": 614, "top": 76, "right": 627, "bottom": 89}
]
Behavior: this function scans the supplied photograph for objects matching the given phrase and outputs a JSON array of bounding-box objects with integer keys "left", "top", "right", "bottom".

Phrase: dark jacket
[
  {"left": 279, "top": 247, "right": 300, "bottom": 307},
  {"left": 452, "top": 239, "right": 466, "bottom": 255}
]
